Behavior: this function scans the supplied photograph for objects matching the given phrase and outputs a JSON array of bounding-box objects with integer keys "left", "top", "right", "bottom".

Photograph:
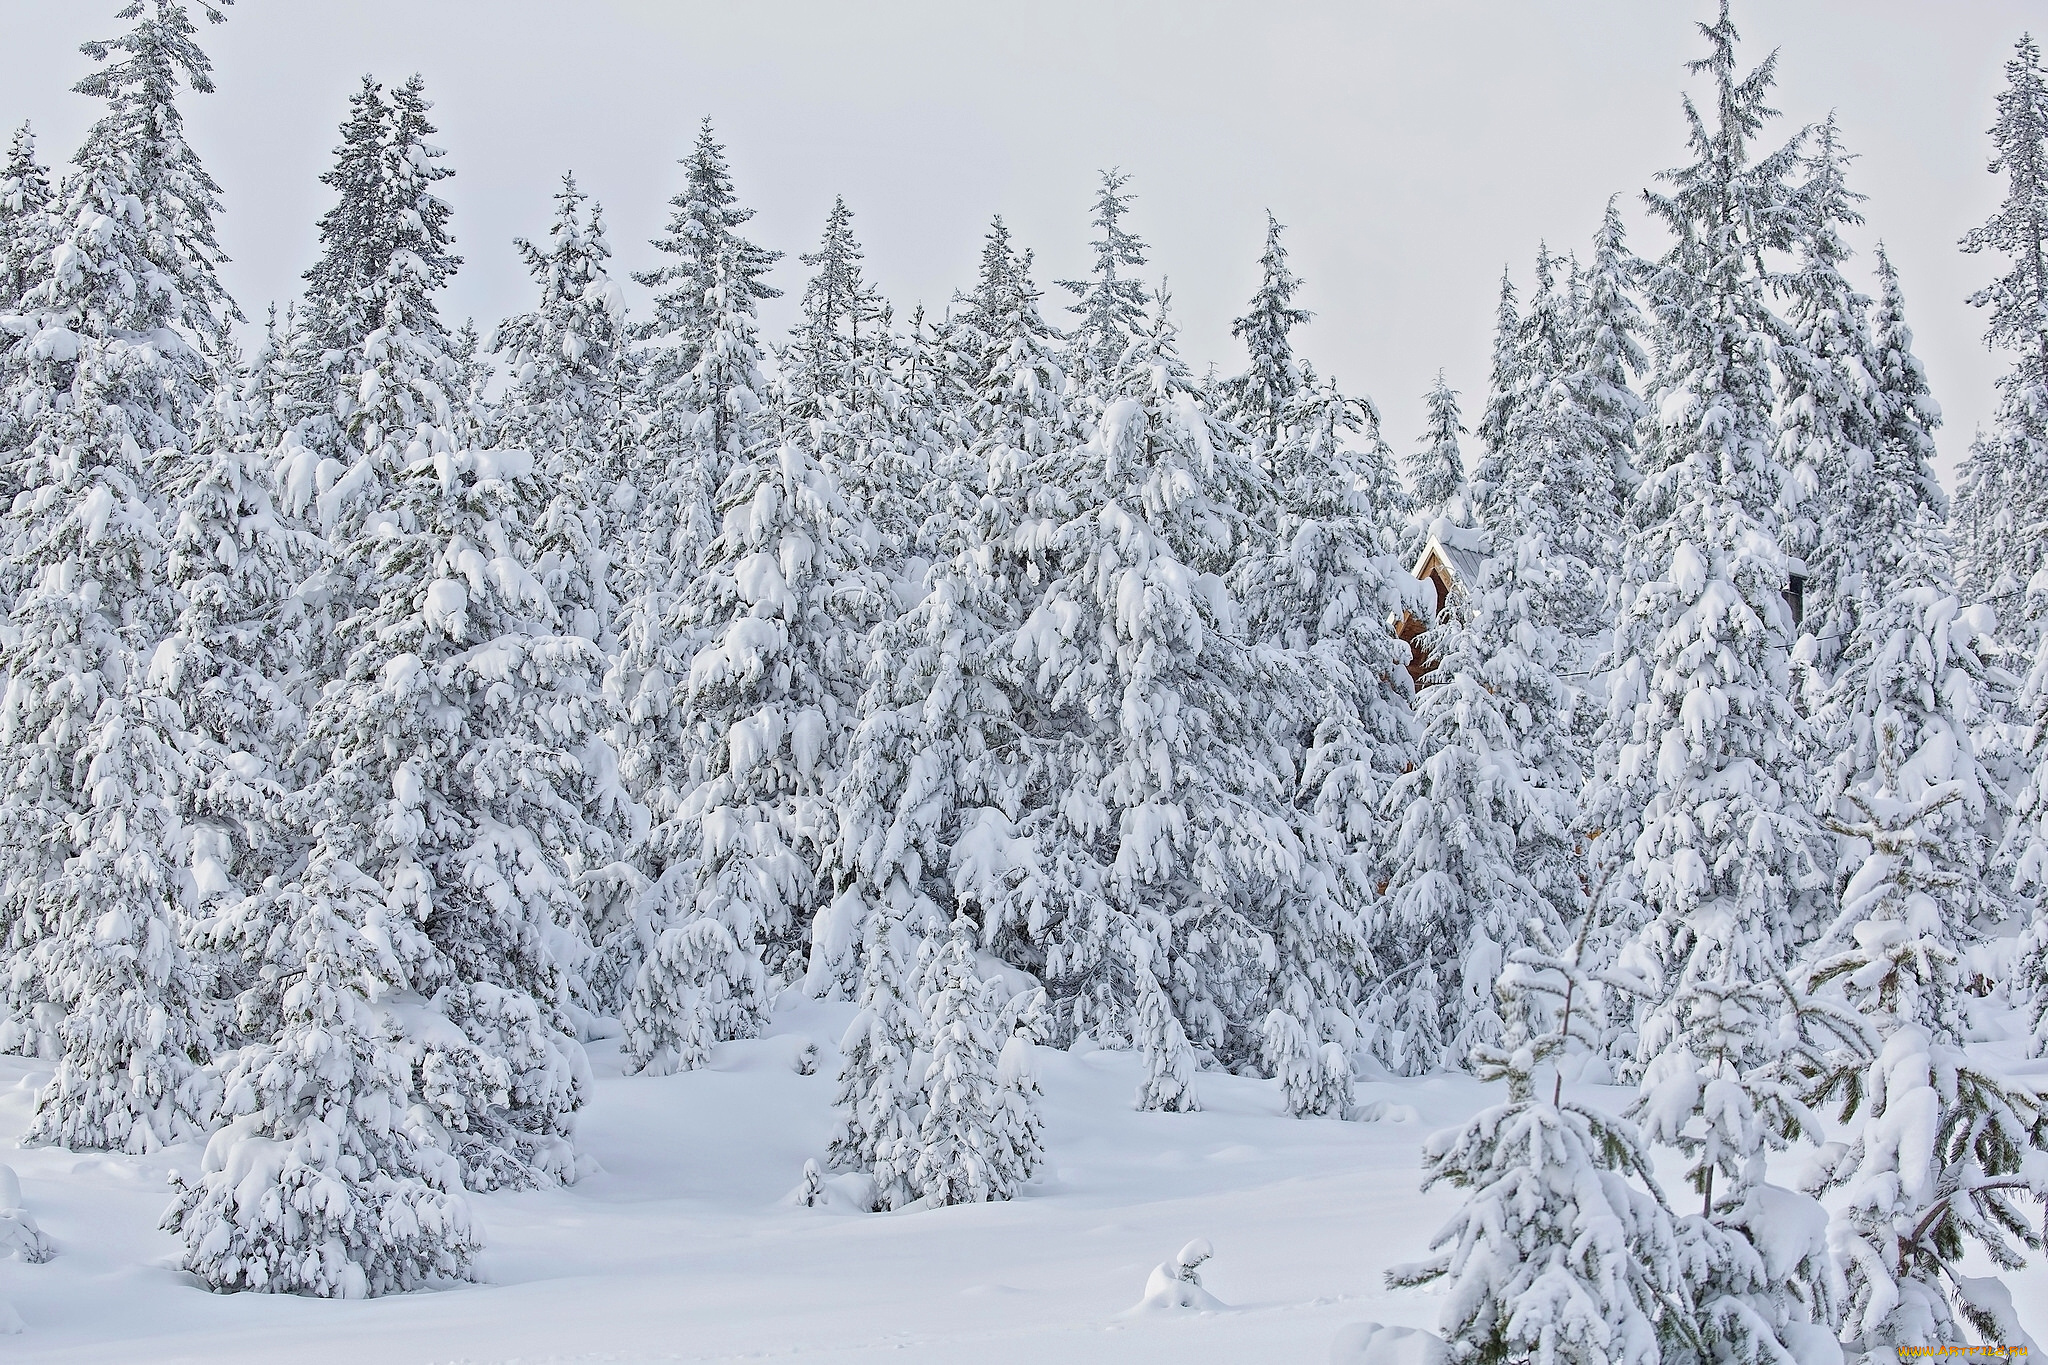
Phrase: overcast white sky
[{"left": 0, "top": 1, "right": 2036, "bottom": 483}]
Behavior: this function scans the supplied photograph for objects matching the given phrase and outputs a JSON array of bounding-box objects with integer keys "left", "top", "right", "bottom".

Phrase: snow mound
[
  {"left": 0, "top": 1299, "right": 21, "bottom": 1335},
  {"left": 781, "top": 1160, "right": 876, "bottom": 1215},
  {"left": 1350, "top": 1101, "right": 1419, "bottom": 1124},
  {"left": 1328, "top": 1321, "right": 1452, "bottom": 1364},
  {"left": 0, "top": 1165, "right": 51, "bottom": 1263},
  {"left": 1124, "top": 1238, "right": 1227, "bottom": 1314}
]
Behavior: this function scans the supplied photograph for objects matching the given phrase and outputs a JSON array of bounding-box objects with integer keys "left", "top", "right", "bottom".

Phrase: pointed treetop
[
  {"left": 1961, "top": 33, "right": 2048, "bottom": 382},
  {"left": 1059, "top": 168, "right": 1151, "bottom": 383},
  {"left": 1226, "top": 210, "right": 1313, "bottom": 441},
  {"left": 1408, "top": 370, "right": 1466, "bottom": 515},
  {"left": 56, "top": 0, "right": 241, "bottom": 339}
]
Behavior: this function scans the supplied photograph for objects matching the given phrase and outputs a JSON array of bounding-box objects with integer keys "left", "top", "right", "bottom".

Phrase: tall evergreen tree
[
  {"left": 637, "top": 118, "right": 781, "bottom": 389},
  {"left": 491, "top": 173, "right": 632, "bottom": 645},
  {"left": 1236, "top": 375, "right": 1419, "bottom": 1063},
  {"left": 1369, "top": 527, "right": 1580, "bottom": 1076},
  {"left": 0, "top": 123, "right": 51, "bottom": 312},
  {"left": 784, "top": 195, "right": 886, "bottom": 421},
  {"left": 1592, "top": 16, "right": 1842, "bottom": 1360},
  {"left": 0, "top": 0, "right": 238, "bottom": 1146},
  {"left": 990, "top": 290, "right": 1308, "bottom": 1061},
  {"left": 1223, "top": 211, "right": 1312, "bottom": 448},
  {"left": 1557, "top": 199, "right": 1648, "bottom": 589},
  {"left": 1774, "top": 115, "right": 1882, "bottom": 676},
  {"left": 620, "top": 422, "right": 883, "bottom": 1056},
  {"left": 1956, "top": 34, "right": 2048, "bottom": 633},
  {"left": 1405, "top": 371, "right": 1467, "bottom": 538},
  {"left": 1588, "top": 1, "right": 1819, "bottom": 992}
]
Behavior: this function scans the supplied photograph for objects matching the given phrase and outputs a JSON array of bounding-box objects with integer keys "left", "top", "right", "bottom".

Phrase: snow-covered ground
[{"left": 2, "top": 996, "right": 2043, "bottom": 1363}]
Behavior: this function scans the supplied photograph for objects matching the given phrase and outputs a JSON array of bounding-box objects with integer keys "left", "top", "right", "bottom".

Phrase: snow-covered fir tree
[
  {"left": 1774, "top": 115, "right": 1883, "bottom": 675},
  {"left": 991, "top": 287, "right": 1322, "bottom": 1064},
  {"left": 1475, "top": 245, "right": 1613, "bottom": 656},
  {"left": 608, "top": 124, "right": 780, "bottom": 861},
  {"left": 1556, "top": 198, "right": 1648, "bottom": 591},
  {"left": 1404, "top": 371, "right": 1467, "bottom": 540},
  {"left": 163, "top": 844, "right": 480, "bottom": 1296},
  {"left": 910, "top": 923, "right": 1041, "bottom": 1205},
  {"left": 0, "top": 123, "right": 50, "bottom": 312},
  {"left": 636, "top": 118, "right": 782, "bottom": 399},
  {"left": 1596, "top": 18, "right": 1864, "bottom": 1360},
  {"left": 1260, "top": 1006, "right": 1353, "bottom": 1119},
  {"left": 828, "top": 901, "right": 926, "bottom": 1209},
  {"left": 619, "top": 422, "right": 881, "bottom": 1058},
  {"left": 784, "top": 195, "right": 886, "bottom": 423},
  {"left": 1235, "top": 374, "right": 1418, "bottom": 1068},
  {"left": 256, "top": 77, "right": 608, "bottom": 1193},
  {"left": 1588, "top": 4, "right": 1823, "bottom": 1028},
  {"left": 1368, "top": 525, "right": 1579, "bottom": 1077},
  {"left": 1805, "top": 781, "right": 2048, "bottom": 1352},
  {"left": 490, "top": 172, "right": 633, "bottom": 646},
  {"left": 0, "top": 0, "right": 237, "bottom": 1145},
  {"left": 1221, "top": 211, "right": 1312, "bottom": 449},
  {"left": 1058, "top": 168, "right": 1149, "bottom": 402},
  {"left": 1957, "top": 34, "right": 2048, "bottom": 633},
  {"left": 159, "top": 351, "right": 326, "bottom": 1048},
  {"left": 1389, "top": 935, "right": 1684, "bottom": 1365},
  {"left": 1131, "top": 954, "right": 1200, "bottom": 1113}
]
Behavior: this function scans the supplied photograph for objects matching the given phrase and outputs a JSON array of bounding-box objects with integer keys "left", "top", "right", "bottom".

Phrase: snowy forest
[{"left": 0, "top": 0, "right": 2046, "bottom": 1360}]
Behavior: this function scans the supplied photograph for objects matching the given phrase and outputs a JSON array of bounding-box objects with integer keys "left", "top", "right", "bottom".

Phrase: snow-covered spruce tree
[
  {"left": 1404, "top": 370, "right": 1468, "bottom": 542},
  {"left": 0, "top": 0, "right": 236, "bottom": 1141},
  {"left": 0, "top": 123, "right": 50, "bottom": 313},
  {"left": 491, "top": 172, "right": 633, "bottom": 643},
  {"left": 163, "top": 848, "right": 479, "bottom": 1297},
  {"left": 828, "top": 899, "right": 927, "bottom": 1210},
  {"left": 994, "top": 288, "right": 1310, "bottom": 1064},
  {"left": 958, "top": 215, "right": 1070, "bottom": 484},
  {"left": 1234, "top": 374, "right": 1419, "bottom": 1067},
  {"left": 1058, "top": 168, "right": 1150, "bottom": 403},
  {"left": 1473, "top": 269, "right": 1522, "bottom": 467},
  {"left": 628, "top": 118, "right": 780, "bottom": 557},
  {"left": 783, "top": 195, "right": 887, "bottom": 424},
  {"left": 608, "top": 124, "right": 778, "bottom": 858},
  {"left": 295, "top": 431, "right": 610, "bottom": 1190},
  {"left": 619, "top": 424, "right": 881, "bottom": 1063},
  {"left": 288, "top": 75, "right": 459, "bottom": 509},
  {"left": 818, "top": 226, "right": 1065, "bottom": 1021},
  {"left": 1587, "top": 3, "right": 1822, "bottom": 1014},
  {"left": 783, "top": 198, "right": 925, "bottom": 579},
  {"left": 159, "top": 350, "right": 326, "bottom": 1047},
  {"left": 1556, "top": 198, "right": 1648, "bottom": 591},
  {"left": 1956, "top": 33, "right": 2048, "bottom": 633},
  {"left": 636, "top": 118, "right": 781, "bottom": 402},
  {"left": 1591, "top": 18, "right": 1867, "bottom": 1361},
  {"left": 1773, "top": 115, "right": 1882, "bottom": 676},
  {"left": 1814, "top": 251, "right": 2012, "bottom": 973},
  {"left": 275, "top": 78, "right": 607, "bottom": 1190},
  {"left": 1803, "top": 781, "right": 2048, "bottom": 1353},
  {"left": 1259, "top": 1007, "right": 1352, "bottom": 1119},
  {"left": 0, "top": 122, "right": 52, "bottom": 514},
  {"left": 1368, "top": 525, "right": 1579, "bottom": 1077},
  {"left": 910, "top": 923, "right": 1040, "bottom": 1206},
  {"left": 1476, "top": 245, "right": 1613, "bottom": 659},
  {"left": 1389, "top": 935, "right": 1684, "bottom": 1365},
  {"left": 1220, "top": 211, "right": 1311, "bottom": 450},
  {"left": 619, "top": 916, "right": 760, "bottom": 1076}
]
